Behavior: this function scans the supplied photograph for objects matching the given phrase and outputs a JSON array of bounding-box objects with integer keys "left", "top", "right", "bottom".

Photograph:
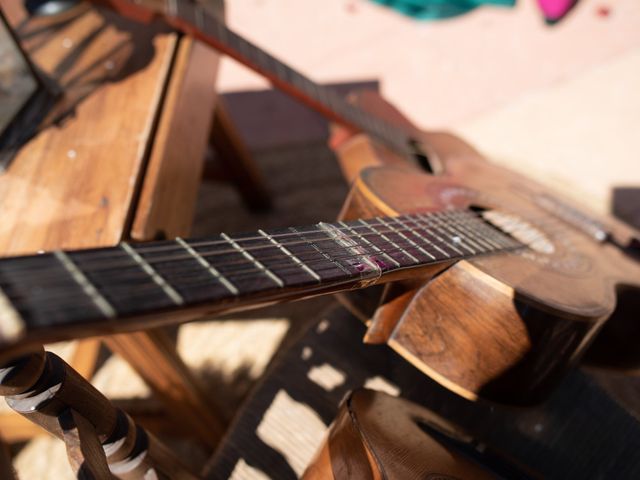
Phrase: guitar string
[
  {"left": 0, "top": 209, "right": 560, "bottom": 310},
  {"left": 2, "top": 232, "right": 504, "bottom": 283},
  {"left": 2, "top": 229, "right": 522, "bottom": 300},
  {"left": 11, "top": 240, "right": 523, "bottom": 309},
  {"left": 62, "top": 210, "right": 493, "bottom": 260},
  {"left": 0, "top": 229, "right": 475, "bottom": 280},
  {"left": 0, "top": 212, "right": 531, "bottom": 284},
  {"left": 1, "top": 215, "right": 518, "bottom": 279},
  {"left": 3, "top": 224, "right": 526, "bottom": 309}
]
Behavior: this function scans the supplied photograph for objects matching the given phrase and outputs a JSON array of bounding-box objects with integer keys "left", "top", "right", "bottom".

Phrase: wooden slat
[
  {"left": 0, "top": 2, "right": 177, "bottom": 255},
  {"left": 131, "top": 37, "right": 219, "bottom": 241}
]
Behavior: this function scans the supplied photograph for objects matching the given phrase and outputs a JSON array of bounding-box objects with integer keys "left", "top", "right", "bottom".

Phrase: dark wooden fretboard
[
  {"left": 95, "top": 0, "right": 415, "bottom": 157},
  {"left": 0, "top": 210, "right": 521, "bottom": 347}
]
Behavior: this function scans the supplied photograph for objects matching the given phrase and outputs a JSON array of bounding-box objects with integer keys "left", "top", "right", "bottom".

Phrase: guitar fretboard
[
  {"left": 101, "top": 0, "right": 414, "bottom": 156},
  {"left": 0, "top": 210, "right": 520, "bottom": 345}
]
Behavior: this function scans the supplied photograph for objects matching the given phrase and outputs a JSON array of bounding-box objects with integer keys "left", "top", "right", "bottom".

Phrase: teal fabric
[{"left": 371, "top": 0, "right": 515, "bottom": 20}]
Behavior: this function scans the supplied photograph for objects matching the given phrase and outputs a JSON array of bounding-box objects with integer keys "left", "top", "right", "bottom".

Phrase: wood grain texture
[
  {"left": 131, "top": 36, "right": 219, "bottom": 241},
  {"left": 0, "top": 1, "right": 175, "bottom": 255},
  {"left": 303, "top": 388, "right": 497, "bottom": 480}
]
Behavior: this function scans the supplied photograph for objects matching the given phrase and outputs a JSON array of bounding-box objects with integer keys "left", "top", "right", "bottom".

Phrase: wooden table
[{"left": 0, "top": 0, "right": 232, "bottom": 447}]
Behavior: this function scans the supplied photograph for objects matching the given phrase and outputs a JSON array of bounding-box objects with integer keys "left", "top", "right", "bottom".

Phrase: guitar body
[{"left": 333, "top": 91, "right": 640, "bottom": 404}]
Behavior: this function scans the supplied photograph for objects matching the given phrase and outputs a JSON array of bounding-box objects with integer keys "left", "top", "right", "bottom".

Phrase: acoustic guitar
[
  {"left": 0, "top": 156, "right": 638, "bottom": 404},
  {"left": 4, "top": 0, "right": 638, "bottom": 405}
]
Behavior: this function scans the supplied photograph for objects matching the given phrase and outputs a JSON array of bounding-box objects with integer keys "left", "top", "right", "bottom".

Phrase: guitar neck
[
  {"left": 0, "top": 210, "right": 520, "bottom": 349},
  {"left": 95, "top": 0, "right": 414, "bottom": 155}
]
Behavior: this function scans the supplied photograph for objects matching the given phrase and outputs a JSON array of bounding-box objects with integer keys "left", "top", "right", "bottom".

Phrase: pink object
[{"left": 536, "top": 0, "right": 577, "bottom": 22}]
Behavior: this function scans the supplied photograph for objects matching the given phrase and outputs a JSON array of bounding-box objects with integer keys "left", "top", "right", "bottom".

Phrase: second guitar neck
[{"left": 93, "top": 0, "right": 415, "bottom": 156}]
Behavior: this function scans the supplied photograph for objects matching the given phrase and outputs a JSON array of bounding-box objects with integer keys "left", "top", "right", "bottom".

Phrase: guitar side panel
[{"left": 388, "top": 262, "right": 603, "bottom": 404}]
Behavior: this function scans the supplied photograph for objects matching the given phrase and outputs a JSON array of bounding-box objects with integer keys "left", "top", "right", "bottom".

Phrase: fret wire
[
  {"left": 0, "top": 288, "right": 22, "bottom": 339},
  {"left": 120, "top": 243, "right": 184, "bottom": 305},
  {"left": 418, "top": 213, "right": 471, "bottom": 255},
  {"left": 166, "top": 0, "right": 177, "bottom": 17},
  {"left": 414, "top": 214, "right": 465, "bottom": 256},
  {"left": 19, "top": 231, "right": 502, "bottom": 308},
  {"left": 220, "top": 234, "right": 285, "bottom": 288},
  {"left": 3, "top": 220, "right": 506, "bottom": 285},
  {"left": 358, "top": 219, "right": 420, "bottom": 265},
  {"left": 289, "top": 227, "right": 354, "bottom": 276},
  {"left": 194, "top": 2, "right": 205, "bottom": 30},
  {"left": 4, "top": 214, "right": 493, "bottom": 278},
  {"left": 446, "top": 212, "right": 499, "bottom": 251},
  {"left": 395, "top": 216, "right": 452, "bottom": 259},
  {"left": 5, "top": 238, "right": 444, "bottom": 287},
  {"left": 377, "top": 217, "right": 436, "bottom": 261},
  {"left": 433, "top": 212, "right": 489, "bottom": 253},
  {"left": 53, "top": 251, "right": 116, "bottom": 318},
  {"left": 2, "top": 235, "right": 524, "bottom": 312},
  {"left": 3, "top": 212, "right": 519, "bottom": 281},
  {"left": 337, "top": 221, "right": 401, "bottom": 268},
  {"left": 447, "top": 212, "right": 504, "bottom": 250},
  {"left": 26, "top": 254, "right": 371, "bottom": 304},
  {"left": 430, "top": 213, "right": 481, "bottom": 254},
  {"left": 258, "top": 230, "right": 321, "bottom": 283},
  {"left": 175, "top": 237, "right": 239, "bottom": 295}
]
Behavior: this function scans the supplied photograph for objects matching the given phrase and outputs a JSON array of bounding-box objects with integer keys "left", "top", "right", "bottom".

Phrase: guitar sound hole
[{"left": 409, "top": 139, "right": 440, "bottom": 174}]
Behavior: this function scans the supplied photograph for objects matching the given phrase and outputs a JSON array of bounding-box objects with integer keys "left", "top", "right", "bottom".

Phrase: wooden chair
[{"left": 0, "top": 0, "right": 269, "bottom": 449}]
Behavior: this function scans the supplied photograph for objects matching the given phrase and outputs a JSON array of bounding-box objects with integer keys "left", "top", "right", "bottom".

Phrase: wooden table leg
[
  {"left": 104, "top": 329, "right": 225, "bottom": 449},
  {"left": 206, "top": 99, "right": 272, "bottom": 211}
]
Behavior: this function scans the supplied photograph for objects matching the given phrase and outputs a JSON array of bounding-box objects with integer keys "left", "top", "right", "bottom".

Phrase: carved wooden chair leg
[
  {"left": 0, "top": 347, "right": 199, "bottom": 479},
  {"left": 0, "top": 338, "right": 104, "bottom": 443},
  {"left": 206, "top": 99, "right": 272, "bottom": 211}
]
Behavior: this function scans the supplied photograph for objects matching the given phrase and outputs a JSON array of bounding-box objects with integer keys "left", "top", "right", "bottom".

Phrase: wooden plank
[
  {"left": 0, "top": 2, "right": 177, "bottom": 255},
  {"left": 131, "top": 37, "right": 219, "bottom": 240}
]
